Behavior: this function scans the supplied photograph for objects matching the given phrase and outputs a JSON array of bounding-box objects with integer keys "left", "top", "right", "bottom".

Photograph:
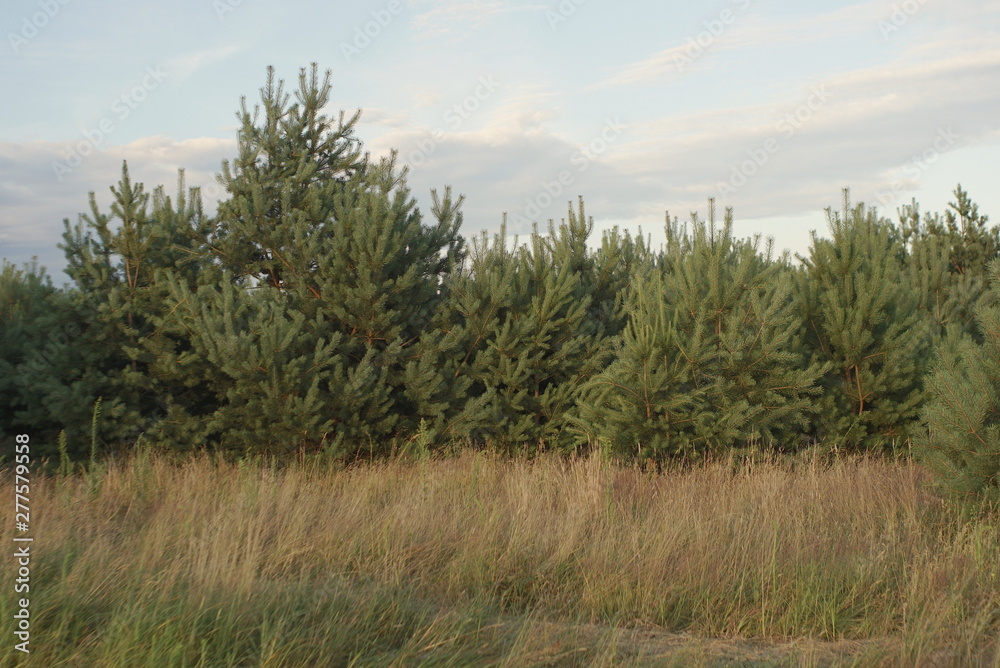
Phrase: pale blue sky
[{"left": 2, "top": 0, "right": 998, "bottom": 280}]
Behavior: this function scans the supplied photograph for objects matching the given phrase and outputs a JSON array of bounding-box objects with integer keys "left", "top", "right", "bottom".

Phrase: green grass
[{"left": 1, "top": 449, "right": 998, "bottom": 666}]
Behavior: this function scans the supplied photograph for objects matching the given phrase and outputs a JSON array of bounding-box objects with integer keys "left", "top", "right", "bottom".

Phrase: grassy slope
[{"left": 1, "top": 450, "right": 998, "bottom": 667}]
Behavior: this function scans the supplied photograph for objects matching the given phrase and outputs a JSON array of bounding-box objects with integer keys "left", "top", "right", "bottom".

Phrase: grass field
[{"left": 2, "top": 448, "right": 998, "bottom": 666}]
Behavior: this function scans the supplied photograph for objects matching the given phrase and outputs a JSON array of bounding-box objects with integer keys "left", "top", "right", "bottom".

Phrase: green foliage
[
  {"left": 0, "top": 259, "right": 123, "bottom": 459},
  {"left": 440, "top": 200, "right": 619, "bottom": 451},
  {"left": 164, "top": 278, "right": 371, "bottom": 453},
  {"left": 917, "top": 260, "right": 1000, "bottom": 509},
  {"left": 797, "top": 190, "right": 930, "bottom": 450},
  {"left": 582, "top": 210, "right": 652, "bottom": 341},
  {"left": 137, "top": 64, "right": 465, "bottom": 456},
  {"left": 0, "top": 259, "right": 60, "bottom": 443},
  {"left": 213, "top": 64, "right": 367, "bottom": 290},
  {"left": 8, "top": 64, "right": 1000, "bottom": 465},
  {"left": 578, "top": 202, "right": 823, "bottom": 461},
  {"left": 900, "top": 184, "right": 998, "bottom": 344},
  {"left": 54, "top": 161, "right": 215, "bottom": 458},
  {"left": 89, "top": 397, "right": 102, "bottom": 465},
  {"left": 58, "top": 430, "right": 72, "bottom": 476}
]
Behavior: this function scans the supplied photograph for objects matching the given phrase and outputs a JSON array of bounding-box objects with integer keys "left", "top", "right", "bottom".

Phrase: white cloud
[
  {"left": 407, "top": 0, "right": 547, "bottom": 39},
  {"left": 592, "top": 0, "right": 998, "bottom": 90},
  {"left": 0, "top": 135, "right": 234, "bottom": 276},
  {"left": 593, "top": 2, "right": 889, "bottom": 89},
  {"left": 5, "top": 0, "right": 1000, "bottom": 275},
  {"left": 584, "top": 39, "right": 1000, "bottom": 215}
]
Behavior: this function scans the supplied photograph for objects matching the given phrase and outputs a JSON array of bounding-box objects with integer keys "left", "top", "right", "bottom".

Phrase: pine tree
[
  {"left": 918, "top": 260, "right": 1000, "bottom": 509},
  {"left": 126, "top": 170, "right": 220, "bottom": 447},
  {"left": 213, "top": 64, "right": 367, "bottom": 292},
  {"left": 574, "top": 265, "right": 708, "bottom": 460},
  {"left": 943, "top": 185, "right": 998, "bottom": 276},
  {"left": 578, "top": 202, "right": 822, "bottom": 461},
  {"left": 797, "top": 189, "right": 930, "bottom": 450},
  {"left": 1, "top": 243, "right": 168, "bottom": 458},
  {"left": 0, "top": 260, "right": 90, "bottom": 459},
  {"left": 58, "top": 162, "right": 214, "bottom": 453},
  {"left": 899, "top": 185, "right": 998, "bottom": 345},
  {"left": 154, "top": 276, "right": 386, "bottom": 454},
  {"left": 441, "top": 203, "right": 608, "bottom": 451},
  {"left": 57, "top": 163, "right": 164, "bottom": 453},
  {"left": 145, "top": 64, "right": 466, "bottom": 456},
  {"left": 581, "top": 200, "right": 651, "bottom": 341},
  {"left": 431, "top": 222, "right": 521, "bottom": 445}
]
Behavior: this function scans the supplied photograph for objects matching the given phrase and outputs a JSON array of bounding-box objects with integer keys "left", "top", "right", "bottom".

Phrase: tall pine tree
[
  {"left": 918, "top": 260, "right": 1000, "bottom": 509},
  {"left": 899, "top": 185, "right": 998, "bottom": 345},
  {"left": 0, "top": 259, "right": 102, "bottom": 459},
  {"left": 148, "top": 64, "right": 466, "bottom": 456},
  {"left": 441, "top": 201, "right": 608, "bottom": 451},
  {"left": 56, "top": 163, "right": 212, "bottom": 455},
  {"left": 578, "top": 202, "right": 822, "bottom": 461},
  {"left": 797, "top": 189, "right": 929, "bottom": 450}
]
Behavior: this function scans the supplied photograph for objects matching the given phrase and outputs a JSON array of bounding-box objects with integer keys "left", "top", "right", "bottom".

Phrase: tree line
[{"left": 1, "top": 65, "right": 997, "bottom": 505}]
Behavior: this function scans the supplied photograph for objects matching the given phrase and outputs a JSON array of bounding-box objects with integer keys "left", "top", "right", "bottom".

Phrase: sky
[{"left": 2, "top": 0, "right": 998, "bottom": 282}]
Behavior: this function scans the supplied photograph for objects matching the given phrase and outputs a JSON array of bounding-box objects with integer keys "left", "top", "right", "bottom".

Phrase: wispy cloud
[
  {"left": 0, "top": 135, "right": 233, "bottom": 268},
  {"left": 601, "top": 44, "right": 1000, "bottom": 216},
  {"left": 408, "top": 0, "right": 546, "bottom": 39},
  {"left": 3, "top": 0, "right": 999, "bottom": 276},
  {"left": 592, "top": 1, "right": 921, "bottom": 89}
]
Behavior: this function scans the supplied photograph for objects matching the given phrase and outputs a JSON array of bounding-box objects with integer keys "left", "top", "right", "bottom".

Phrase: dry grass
[{"left": 2, "top": 448, "right": 998, "bottom": 666}]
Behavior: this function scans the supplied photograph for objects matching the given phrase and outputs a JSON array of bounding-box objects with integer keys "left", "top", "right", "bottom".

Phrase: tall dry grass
[{"left": 2, "top": 449, "right": 997, "bottom": 666}]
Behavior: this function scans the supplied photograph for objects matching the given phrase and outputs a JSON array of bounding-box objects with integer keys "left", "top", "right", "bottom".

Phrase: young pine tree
[
  {"left": 578, "top": 202, "right": 822, "bottom": 461},
  {"left": 56, "top": 162, "right": 212, "bottom": 455},
  {"left": 918, "top": 260, "right": 1000, "bottom": 509},
  {"left": 580, "top": 199, "right": 651, "bottom": 342},
  {"left": 442, "top": 205, "right": 607, "bottom": 451},
  {"left": 213, "top": 64, "right": 367, "bottom": 293},
  {"left": 0, "top": 260, "right": 104, "bottom": 460},
  {"left": 154, "top": 64, "right": 466, "bottom": 456},
  {"left": 899, "top": 185, "right": 998, "bottom": 345},
  {"left": 796, "top": 189, "right": 930, "bottom": 450}
]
